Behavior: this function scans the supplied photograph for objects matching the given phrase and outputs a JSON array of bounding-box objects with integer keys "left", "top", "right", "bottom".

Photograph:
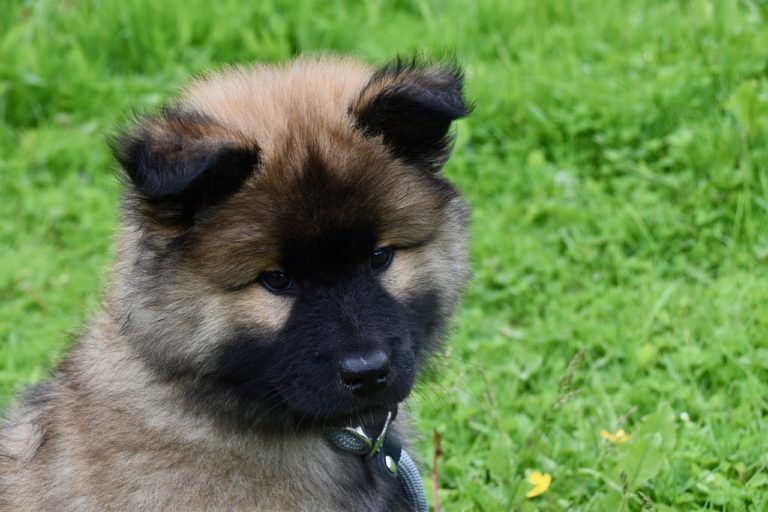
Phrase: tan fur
[
  {"left": 184, "top": 56, "right": 372, "bottom": 162},
  {"left": 1, "top": 56, "right": 469, "bottom": 511},
  {"left": 381, "top": 195, "right": 470, "bottom": 308}
]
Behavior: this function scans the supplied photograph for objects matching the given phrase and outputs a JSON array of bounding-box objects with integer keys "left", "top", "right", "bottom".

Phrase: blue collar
[{"left": 326, "top": 409, "right": 428, "bottom": 512}]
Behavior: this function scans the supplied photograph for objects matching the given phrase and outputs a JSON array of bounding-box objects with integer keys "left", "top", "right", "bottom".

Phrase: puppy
[{"left": 0, "top": 56, "right": 471, "bottom": 511}]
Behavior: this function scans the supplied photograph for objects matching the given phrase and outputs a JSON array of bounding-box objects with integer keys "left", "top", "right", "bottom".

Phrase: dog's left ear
[{"left": 351, "top": 59, "right": 471, "bottom": 172}]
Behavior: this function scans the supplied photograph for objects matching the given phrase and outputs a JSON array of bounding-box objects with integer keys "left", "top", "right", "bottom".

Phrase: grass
[{"left": 2, "top": 0, "right": 768, "bottom": 509}]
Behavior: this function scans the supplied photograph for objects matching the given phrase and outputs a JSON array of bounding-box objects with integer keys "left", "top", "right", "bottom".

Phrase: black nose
[{"left": 339, "top": 350, "right": 391, "bottom": 397}]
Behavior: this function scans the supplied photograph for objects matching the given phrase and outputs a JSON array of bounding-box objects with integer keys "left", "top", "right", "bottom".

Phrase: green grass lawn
[{"left": 2, "top": 0, "right": 768, "bottom": 509}]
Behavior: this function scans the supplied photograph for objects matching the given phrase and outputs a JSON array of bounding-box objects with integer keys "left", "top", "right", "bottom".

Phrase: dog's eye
[
  {"left": 259, "top": 271, "right": 293, "bottom": 293},
  {"left": 370, "top": 246, "right": 394, "bottom": 271}
]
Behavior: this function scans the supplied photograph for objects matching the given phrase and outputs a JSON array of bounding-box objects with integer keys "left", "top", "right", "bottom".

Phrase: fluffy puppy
[{"left": 0, "top": 56, "right": 471, "bottom": 511}]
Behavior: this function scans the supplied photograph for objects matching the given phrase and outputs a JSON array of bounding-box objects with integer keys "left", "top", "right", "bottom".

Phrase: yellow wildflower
[
  {"left": 526, "top": 470, "right": 552, "bottom": 498},
  {"left": 600, "top": 428, "right": 631, "bottom": 444}
]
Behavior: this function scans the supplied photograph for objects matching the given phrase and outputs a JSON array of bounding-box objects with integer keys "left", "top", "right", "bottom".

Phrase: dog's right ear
[{"left": 112, "top": 107, "right": 260, "bottom": 227}]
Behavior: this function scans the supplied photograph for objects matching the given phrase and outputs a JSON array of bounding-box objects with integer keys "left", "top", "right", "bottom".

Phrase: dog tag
[{"left": 371, "top": 435, "right": 402, "bottom": 480}]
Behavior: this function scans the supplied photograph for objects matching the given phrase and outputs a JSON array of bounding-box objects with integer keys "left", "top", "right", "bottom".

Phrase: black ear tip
[
  {"left": 372, "top": 54, "right": 466, "bottom": 86},
  {"left": 109, "top": 132, "right": 134, "bottom": 169},
  {"left": 110, "top": 129, "right": 154, "bottom": 194},
  {"left": 368, "top": 54, "right": 471, "bottom": 116}
]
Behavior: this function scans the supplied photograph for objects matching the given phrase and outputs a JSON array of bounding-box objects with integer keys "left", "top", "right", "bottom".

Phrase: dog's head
[{"left": 111, "top": 57, "right": 471, "bottom": 432}]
